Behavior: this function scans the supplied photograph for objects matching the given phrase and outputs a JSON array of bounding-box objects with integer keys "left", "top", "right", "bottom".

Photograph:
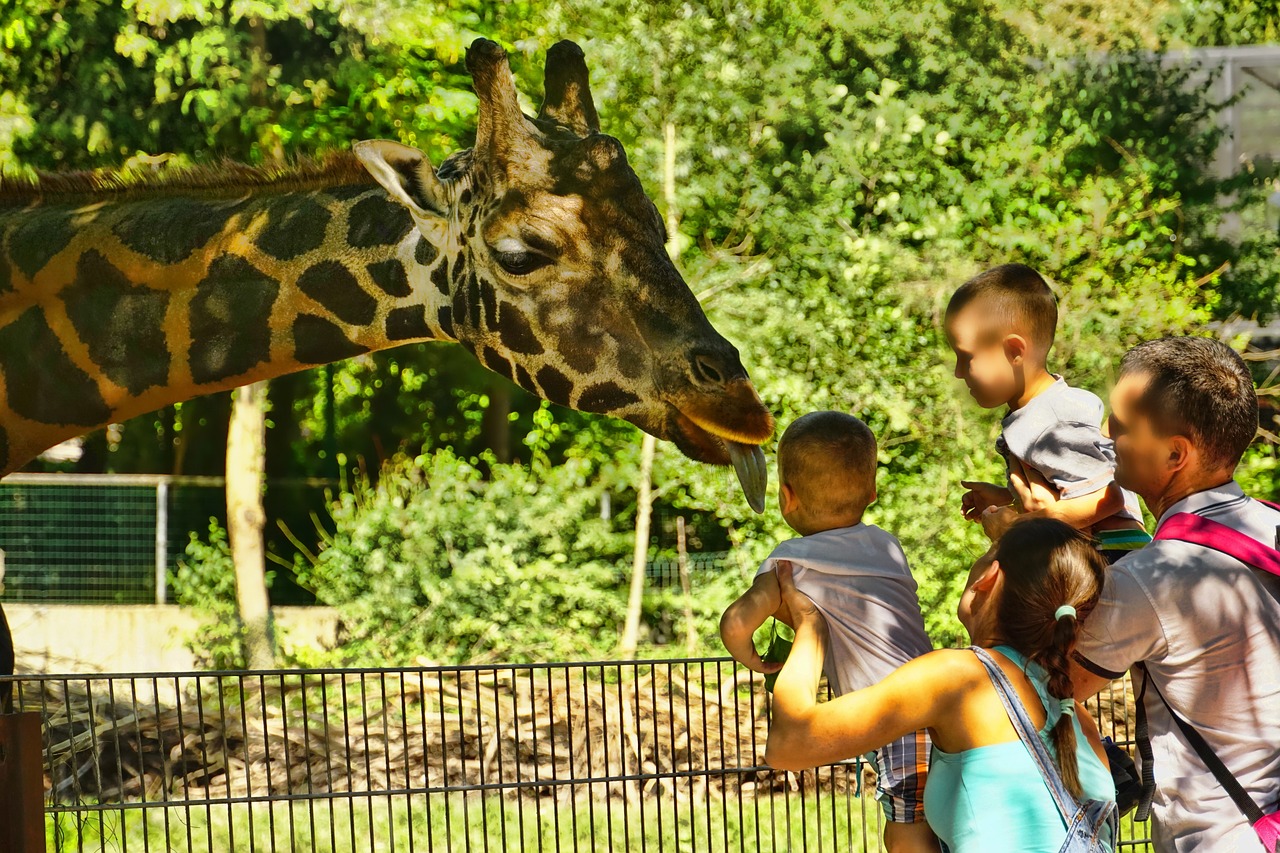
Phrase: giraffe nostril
[{"left": 691, "top": 353, "right": 727, "bottom": 388}]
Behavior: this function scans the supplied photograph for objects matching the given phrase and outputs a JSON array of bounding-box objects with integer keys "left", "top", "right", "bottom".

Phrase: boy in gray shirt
[
  {"left": 720, "top": 412, "right": 937, "bottom": 852},
  {"left": 943, "top": 263, "right": 1149, "bottom": 557}
]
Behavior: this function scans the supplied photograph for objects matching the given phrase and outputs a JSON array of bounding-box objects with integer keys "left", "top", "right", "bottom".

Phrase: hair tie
[
  {"left": 1060, "top": 698, "right": 1075, "bottom": 718},
  {"left": 1054, "top": 604, "right": 1077, "bottom": 621}
]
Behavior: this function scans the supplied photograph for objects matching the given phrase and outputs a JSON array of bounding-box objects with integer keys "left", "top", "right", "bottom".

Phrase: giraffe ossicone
[{"left": 0, "top": 38, "right": 774, "bottom": 510}]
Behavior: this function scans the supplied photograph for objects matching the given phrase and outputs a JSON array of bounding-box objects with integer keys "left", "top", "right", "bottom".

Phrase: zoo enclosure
[{"left": 2, "top": 658, "right": 1153, "bottom": 852}]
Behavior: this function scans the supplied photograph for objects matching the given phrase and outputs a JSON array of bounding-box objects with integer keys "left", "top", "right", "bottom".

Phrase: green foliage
[
  {"left": 171, "top": 520, "right": 249, "bottom": 669},
  {"left": 296, "top": 449, "right": 635, "bottom": 664},
  {"left": 5, "top": 0, "right": 1277, "bottom": 653}
]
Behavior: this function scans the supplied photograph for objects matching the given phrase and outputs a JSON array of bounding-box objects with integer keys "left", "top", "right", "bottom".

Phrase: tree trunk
[
  {"left": 618, "top": 115, "right": 684, "bottom": 660},
  {"left": 226, "top": 380, "right": 275, "bottom": 669},
  {"left": 481, "top": 380, "right": 513, "bottom": 464},
  {"left": 677, "top": 516, "right": 697, "bottom": 654},
  {"left": 618, "top": 433, "right": 657, "bottom": 659}
]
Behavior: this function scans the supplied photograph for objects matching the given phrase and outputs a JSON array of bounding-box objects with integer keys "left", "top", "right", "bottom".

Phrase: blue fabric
[{"left": 924, "top": 647, "right": 1116, "bottom": 853}]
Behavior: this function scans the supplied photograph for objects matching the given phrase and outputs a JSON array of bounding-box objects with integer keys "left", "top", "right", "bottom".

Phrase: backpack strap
[
  {"left": 1153, "top": 512, "right": 1280, "bottom": 577},
  {"left": 970, "top": 647, "right": 1083, "bottom": 827},
  {"left": 1141, "top": 664, "right": 1266, "bottom": 825}
]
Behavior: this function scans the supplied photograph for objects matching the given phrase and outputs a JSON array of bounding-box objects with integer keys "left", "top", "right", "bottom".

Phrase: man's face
[
  {"left": 945, "top": 307, "right": 1019, "bottom": 409},
  {"left": 1107, "top": 372, "right": 1174, "bottom": 500}
]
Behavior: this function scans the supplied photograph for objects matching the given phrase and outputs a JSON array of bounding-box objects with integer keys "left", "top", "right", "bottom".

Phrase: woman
[{"left": 765, "top": 517, "right": 1117, "bottom": 852}]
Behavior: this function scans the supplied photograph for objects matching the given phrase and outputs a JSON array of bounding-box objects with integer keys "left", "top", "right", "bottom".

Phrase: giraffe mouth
[{"left": 671, "top": 409, "right": 773, "bottom": 514}]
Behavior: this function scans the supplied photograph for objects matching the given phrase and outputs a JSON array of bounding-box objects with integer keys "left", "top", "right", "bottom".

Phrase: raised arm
[
  {"left": 720, "top": 569, "right": 784, "bottom": 674},
  {"left": 764, "top": 563, "right": 957, "bottom": 770}
]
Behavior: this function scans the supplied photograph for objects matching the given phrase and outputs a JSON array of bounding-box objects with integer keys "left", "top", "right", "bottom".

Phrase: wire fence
[{"left": 1, "top": 658, "right": 1153, "bottom": 852}]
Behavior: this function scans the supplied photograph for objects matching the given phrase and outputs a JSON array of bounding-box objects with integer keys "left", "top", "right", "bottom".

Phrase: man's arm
[
  {"left": 1070, "top": 653, "right": 1116, "bottom": 703},
  {"left": 1025, "top": 480, "right": 1126, "bottom": 530},
  {"left": 720, "top": 570, "right": 784, "bottom": 674}
]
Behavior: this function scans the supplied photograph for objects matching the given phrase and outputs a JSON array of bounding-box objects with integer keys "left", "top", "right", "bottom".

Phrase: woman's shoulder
[{"left": 904, "top": 648, "right": 987, "bottom": 688}]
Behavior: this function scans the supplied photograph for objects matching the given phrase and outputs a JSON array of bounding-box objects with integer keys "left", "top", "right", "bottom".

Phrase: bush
[{"left": 297, "top": 450, "right": 636, "bottom": 664}]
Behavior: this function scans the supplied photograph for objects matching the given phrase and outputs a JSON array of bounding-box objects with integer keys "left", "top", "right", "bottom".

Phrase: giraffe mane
[{"left": 0, "top": 151, "right": 381, "bottom": 205}]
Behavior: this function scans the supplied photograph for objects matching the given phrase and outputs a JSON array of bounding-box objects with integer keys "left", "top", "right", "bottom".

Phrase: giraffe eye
[{"left": 493, "top": 248, "right": 552, "bottom": 276}]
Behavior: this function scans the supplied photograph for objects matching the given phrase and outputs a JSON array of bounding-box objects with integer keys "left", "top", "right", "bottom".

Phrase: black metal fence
[{"left": 2, "top": 659, "right": 1152, "bottom": 852}]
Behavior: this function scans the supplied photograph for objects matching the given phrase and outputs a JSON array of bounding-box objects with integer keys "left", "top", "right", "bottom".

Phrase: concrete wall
[{"left": 6, "top": 604, "right": 339, "bottom": 674}]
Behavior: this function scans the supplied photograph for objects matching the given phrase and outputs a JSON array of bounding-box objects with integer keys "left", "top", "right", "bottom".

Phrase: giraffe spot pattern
[
  {"left": 536, "top": 364, "right": 573, "bottom": 405},
  {"left": 297, "top": 260, "right": 377, "bottom": 326},
  {"left": 481, "top": 345, "right": 514, "bottom": 382},
  {"left": 366, "top": 259, "right": 411, "bottom": 298},
  {"left": 436, "top": 306, "right": 454, "bottom": 338},
  {"left": 466, "top": 272, "right": 483, "bottom": 327},
  {"left": 578, "top": 381, "right": 642, "bottom": 413},
  {"left": 494, "top": 305, "right": 543, "bottom": 355},
  {"left": 414, "top": 236, "right": 438, "bottom": 267},
  {"left": 189, "top": 254, "right": 280, "bottom": 384},
  {"left": 514, "top": 363, "right": 535, "bottom": 393},
  {"left": 293, "top": 313, "right": 368, "bottom": 364},
  {"left": 385, "top": 305, "right": 432, "bottom": 341},
  {"left": 480, "top": 279, "right": 498, "bottom": 330},
  {"left": 111, "top": 199, "right": 232, "bottom": 264},
  {"left": 0, "top": 252, "right": 10, "bottom": 299},
  {"left": 429, "top": 260, "right": 450, "bottom": 296},
  {"left": 347, "top": 195, "right": 414, "bottom": 249},
  {"left": 323, "top": 184, "right": 373, "bottom": 202},
  {"left": 64, "top": 250, "right": 171, "bottom": 395},
  {"left": 0, "top": 305, "right": 111, "bottom": 426},
  {"left": 254, "top": 195, "right": 331, "bottom": 261},
  {"left": 8, "top": 208, "right": 75, "bottom": 278}
]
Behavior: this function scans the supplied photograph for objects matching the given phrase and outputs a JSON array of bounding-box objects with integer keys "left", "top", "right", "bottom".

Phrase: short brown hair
[
  {"left": 777, "top": 412, "right": 877, "bottom": 517},
  {"left": 946, "top": 263, "right": 1058, "bottom": 351},
  {"left": 1120, "top": 337, "right": 1258, "bottom": 471}
]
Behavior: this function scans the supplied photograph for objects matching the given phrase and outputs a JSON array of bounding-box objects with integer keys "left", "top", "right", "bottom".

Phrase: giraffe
[{"left": 0, "top": 39, "right": 774, "bottom": 506}]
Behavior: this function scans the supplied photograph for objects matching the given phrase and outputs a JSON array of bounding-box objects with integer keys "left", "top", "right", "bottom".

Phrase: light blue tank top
[{"left": 924, "top": 646, "right": 1116, "bottom": 853}]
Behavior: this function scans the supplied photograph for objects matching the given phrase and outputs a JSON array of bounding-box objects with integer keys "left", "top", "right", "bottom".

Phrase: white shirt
[
  {"left": 757, "top": 523, "right": 933, "bottom": 696},
  {"left": 1076, "top": 481, "right": 1280, "bottom": 852}
]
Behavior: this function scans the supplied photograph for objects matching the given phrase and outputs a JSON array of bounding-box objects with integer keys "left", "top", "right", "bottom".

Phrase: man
[{"left": 1009, "top": 336, "right": 1280, "bottom": 851}]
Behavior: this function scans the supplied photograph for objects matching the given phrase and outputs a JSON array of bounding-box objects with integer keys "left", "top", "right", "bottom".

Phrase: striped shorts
[{"left": 873, "top": 728, "right": 931, "bottom": 823}]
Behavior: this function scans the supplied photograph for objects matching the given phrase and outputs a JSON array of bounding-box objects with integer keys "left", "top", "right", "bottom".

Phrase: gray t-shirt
[
  {"left": 998, "top": 376, "right": 1142, "bottom": 521},
  {"left": 756, "top": 523, "right": 933, "bottom": 696},
  {"left": 1075, "top": 482, "right": 1280, "bottom": 852}
]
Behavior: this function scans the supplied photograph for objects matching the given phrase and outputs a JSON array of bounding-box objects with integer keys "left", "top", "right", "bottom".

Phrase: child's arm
[
  {"left": 1009, "top": 457, "right": 1125, "bottom": 530},
  {"left": 720, "top": 570, "right": 785, "bottom": 674}
]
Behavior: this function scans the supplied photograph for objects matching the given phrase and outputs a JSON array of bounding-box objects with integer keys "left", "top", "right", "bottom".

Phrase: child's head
[
  {"left": 777, "top": 411, "right": 877, "bottom": 536},
  {"left": 944, "top": 263, "right": 1058, "bottom": 408},
  {"left": 958, "top": 517, "right": 1106, "bottom": 798}
]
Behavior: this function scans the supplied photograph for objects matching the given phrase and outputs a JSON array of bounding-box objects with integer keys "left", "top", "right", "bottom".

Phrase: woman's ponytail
[
  {"left": 993, "top": 518, "right": 1107, "bottom": 802},
  {"left": 1040, "top": 607, "right": 1083, "bottom": 798}
]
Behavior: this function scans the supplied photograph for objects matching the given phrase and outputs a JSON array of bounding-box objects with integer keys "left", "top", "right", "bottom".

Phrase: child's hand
[
  {"left": 980, "top": 505, "right": 1020, "bottom": 541},
  {"left": 960, "top": 480, "right": 1014, "bottom": 521}
]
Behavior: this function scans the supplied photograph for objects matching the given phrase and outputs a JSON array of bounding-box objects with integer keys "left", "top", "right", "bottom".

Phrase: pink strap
[{"left": 1154, "top": 508, "right": 1280, "bottom": 578}]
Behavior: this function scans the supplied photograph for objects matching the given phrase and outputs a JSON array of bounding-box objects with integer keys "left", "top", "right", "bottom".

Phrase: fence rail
[{"left": 1, "top": 658, "right": 1152, "bottom": 852}]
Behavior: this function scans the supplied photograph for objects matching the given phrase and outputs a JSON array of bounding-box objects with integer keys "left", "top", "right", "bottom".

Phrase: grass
[{"left": 47, "top": 788, "right": 887, "bottom": 853}]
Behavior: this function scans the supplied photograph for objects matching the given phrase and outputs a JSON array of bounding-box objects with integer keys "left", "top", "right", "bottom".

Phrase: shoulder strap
[
  {"left": 1154, "top": 512, "right": 1280, "bottom": 577},
  {"left": 970, "top": 647, "right": 1082, "bottom": 826},
  {"left": 1141, "top": 664, "right": 1265, "bottom": 824}
]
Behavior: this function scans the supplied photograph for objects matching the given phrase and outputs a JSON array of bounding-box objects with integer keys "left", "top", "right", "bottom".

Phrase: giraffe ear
[
  {"left": 353, "top": 140, "right": 448, "bottom": 217},
  {"left": 537, "top": 40, "right": 599, "bottom": 136}
]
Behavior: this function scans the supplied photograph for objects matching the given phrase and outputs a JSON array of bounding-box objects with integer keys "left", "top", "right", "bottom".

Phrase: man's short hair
[
  {"left": 1120, "top": 337, "right": 1258, "bottom": 471},
  {"left": 778, "top": 411, "right": 877, "bottom": 517},
  {"left": 946, "top": 263, "right": 1058, "bottom": 351}
]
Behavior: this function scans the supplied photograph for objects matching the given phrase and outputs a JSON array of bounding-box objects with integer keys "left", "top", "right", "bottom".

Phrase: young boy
[
  {"left": 944, "top": 263, "right": 1150, "bottom": 558},
  {"left": 720, "top": 411, "right": 938, "bottom": 853}
]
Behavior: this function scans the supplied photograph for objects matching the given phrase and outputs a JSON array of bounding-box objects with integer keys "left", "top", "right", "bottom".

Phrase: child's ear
[
  {"left": 780, "top": 482, "right": 797, "bottom": 513},
  {"left": 1004, "top": 334, "right": 1029, "bottom": 364}
]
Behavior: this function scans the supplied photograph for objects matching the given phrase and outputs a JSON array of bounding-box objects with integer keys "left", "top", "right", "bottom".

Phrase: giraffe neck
[{"left": 0, "top": 181, "right": 463, "bottom": 474}]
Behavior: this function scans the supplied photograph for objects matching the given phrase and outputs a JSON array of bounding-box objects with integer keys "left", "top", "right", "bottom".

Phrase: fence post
[
  {"left": 154, "top": 480, "right": 169, "bottom": 605},
  {"left": 0, "top": 711, "right": 45, "bottom": 852}
]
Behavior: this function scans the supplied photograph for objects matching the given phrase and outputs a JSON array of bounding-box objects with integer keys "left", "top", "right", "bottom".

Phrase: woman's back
[{"left": 924, "top": 647, "right": 1115, "bottom": 853}]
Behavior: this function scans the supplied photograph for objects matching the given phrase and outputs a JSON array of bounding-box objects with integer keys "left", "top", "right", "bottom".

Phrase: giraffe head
[{"left": 354, "top": 40, "right": 773, "bottom": 508}]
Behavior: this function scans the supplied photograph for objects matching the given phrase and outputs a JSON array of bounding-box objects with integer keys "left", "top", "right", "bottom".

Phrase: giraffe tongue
[{"left": 726, "top": 441, "right": 767, "bottom": 514}]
